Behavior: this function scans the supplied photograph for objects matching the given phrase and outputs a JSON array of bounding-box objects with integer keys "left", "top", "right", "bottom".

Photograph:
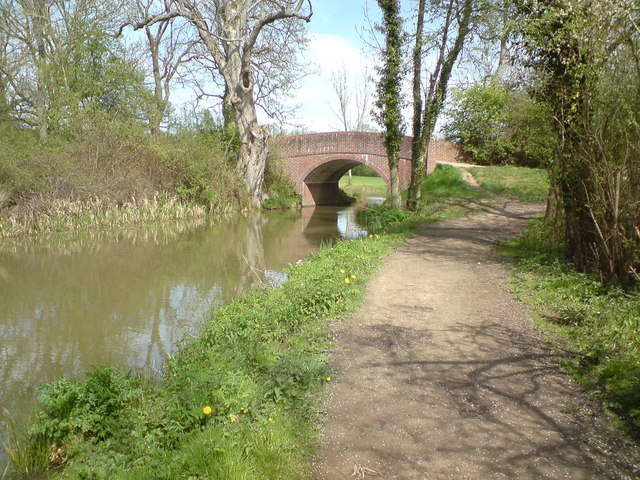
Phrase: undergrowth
[
  {"left": 359, "top": 164, "right": 489, "bottom": 232},
  {"left": 3, "top": 234, "right": 403, "bottom": 479},
  {"left": 500, "top": 218, "right": 640, "bottom": 435},
  {"left": 0, "top": 122, "right": 243, "bottom": 237}
]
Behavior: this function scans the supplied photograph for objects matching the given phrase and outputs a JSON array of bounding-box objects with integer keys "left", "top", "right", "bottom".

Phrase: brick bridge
[{"left": 269, "top": 132, "right": 458, "bottom": 206}]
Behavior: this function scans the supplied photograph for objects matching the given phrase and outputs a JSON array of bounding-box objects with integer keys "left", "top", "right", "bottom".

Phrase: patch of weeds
[
  {"left": 359, "top": 205, "right": 409, "bottom": 231},
  {"left": 501, "top": 217, "right": 640, "bottom": 436}
]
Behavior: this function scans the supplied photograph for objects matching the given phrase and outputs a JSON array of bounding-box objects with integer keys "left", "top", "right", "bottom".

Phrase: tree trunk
[
  {"left": 34, "top": 0, "right": 49, "bottom": 143},
  {"left": 407, "top": 0, "right": 473, "bottom": 210},
  {"left": 227, "top": 67, "right": 268, "bottom": 206},
  {"left": 406, "top": 0, "right": 426, "bottom": 211},
  {"left": 389, "top": 161, "right": 401, "bottom": 209}
]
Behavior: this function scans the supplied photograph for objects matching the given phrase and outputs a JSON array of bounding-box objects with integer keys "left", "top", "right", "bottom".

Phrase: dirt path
[{"left": 314, "top": 200, "right": 640, "bottom": 480}]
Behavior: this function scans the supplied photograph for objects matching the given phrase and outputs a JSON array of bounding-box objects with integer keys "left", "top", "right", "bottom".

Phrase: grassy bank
[
  {"left": 359, "top": 164, "right": 490, "bottom": 232},
  {"left": 500, "top": 220, "right": 640, "bottom": 435},
  {"left": 468, "top": 165, "right": 549, "bottom": 203},
  {"left": 0, "top": 123, "right": 245, "bottom": 238},
  {"left": 4, "top": 234, "right": 404, "bottom": 480},
  {"left": 4, "top": 165, "right": 497, "bottom": 479}
]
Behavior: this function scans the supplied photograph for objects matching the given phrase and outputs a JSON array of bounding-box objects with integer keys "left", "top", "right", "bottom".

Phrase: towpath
[{"left": 314, "top": 199, "right": 640, "bottom": 480}]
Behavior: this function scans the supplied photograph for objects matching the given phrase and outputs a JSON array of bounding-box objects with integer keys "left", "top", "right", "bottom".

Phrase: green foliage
[
  {"left": 444, "top": 83, "right": 556, "bottom": 168},
  {"left": 30, "top": 367, "right": 141, "bottom": 441},
  {"left": 0, "top": 118, "right": 244, "bottom": 236},
  {"left": 262, "top": 154, "right": 300, "bottom": 209},
  {"left": 350, "top": 165, "right": 378, "bottom": 177},
  {"left": 359, "top": 206, "right": 408, "bottom": 231},
  {"left": 11, "top": 234, "right": 402, "bottom": 479},
  {"left": 42, "top": 23, "right": 150, "bottom": 136},
  {"left": 519, "top": 0, "right": 640, "bottom": 286},
  {"left": 501, "top": 218, "right": 640, "bottom": 433},
  {"left": 468, "top": 166, "right": 550, "bottom": 203}
]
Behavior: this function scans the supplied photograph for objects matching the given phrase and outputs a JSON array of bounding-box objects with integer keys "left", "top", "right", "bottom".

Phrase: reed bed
[{"left": 0, "top": 194, "right": 211, "bottom": 239}]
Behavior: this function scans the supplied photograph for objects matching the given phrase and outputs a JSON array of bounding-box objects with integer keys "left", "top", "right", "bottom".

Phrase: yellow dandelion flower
[
  {"left": 344, "top": 277, "right": 350, "bottom": 284},
  {"left": 268, "top": 417, "right": 274, "bottom": 423},
  {"left": 339, "top": 269, "right": 346, "bottom": 274},
  {"left": 203, "top": 406, "right": 212, "bottom": 415},
  {"left": 369, "top": 234, "right": 373, "bottom": 238},
  {"left": 326, "top": 376, "right": 331, "bottom": 382},
  {"left": 351, "top": 274, "right": 356, "bottom": 279}
]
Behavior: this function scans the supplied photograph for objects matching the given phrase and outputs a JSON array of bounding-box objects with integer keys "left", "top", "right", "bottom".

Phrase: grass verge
[
  {"left": 339, "top": 175, "right": 388, "bottom": 199},
  {"left": 4, "top": 234, "right": 404, "bottom": 480},
  {"left": 468, "top": 165, "right": 549, "bottom": 203},
  {"left": 359, "top": 164, "right": 491, "bottom": 232},
  {"left": 500, "top": 218, "right": 640, "bottom": 435}
]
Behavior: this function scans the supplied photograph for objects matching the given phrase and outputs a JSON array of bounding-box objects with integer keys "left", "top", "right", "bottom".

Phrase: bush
[
  {"left": 0, "top": 117, "right": 244, "bottom": 235},
  {"left": 444, "top": 83, "right": 556, "bottom": 168},
  {"left": 262, "top": 153, "right": 300, "bottom": 209}
]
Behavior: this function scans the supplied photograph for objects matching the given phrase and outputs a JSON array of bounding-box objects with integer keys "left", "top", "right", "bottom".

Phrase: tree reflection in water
[{"left": 0, "top": 206, "right": 364, "bottom": 435}]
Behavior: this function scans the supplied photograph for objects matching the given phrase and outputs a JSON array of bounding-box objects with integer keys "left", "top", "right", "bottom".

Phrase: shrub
[{"left": 444, "top": 83, "right": 556, "bottom": 168}]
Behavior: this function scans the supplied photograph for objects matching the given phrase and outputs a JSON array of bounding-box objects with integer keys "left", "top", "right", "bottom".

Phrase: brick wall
[{"left": 269, "top": 132, "right": 461, "bottom": 205}]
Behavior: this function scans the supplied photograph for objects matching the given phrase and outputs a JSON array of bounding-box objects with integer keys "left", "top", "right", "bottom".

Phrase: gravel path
[{"left": 314, "top": 200, "right": 640, "bottom": 480}]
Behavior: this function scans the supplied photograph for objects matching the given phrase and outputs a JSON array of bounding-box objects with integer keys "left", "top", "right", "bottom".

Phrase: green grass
[
  {"left": 500, "top": 218, "right": 640, "bottom": 435},
  {"left": 339, "top": 175, "right": 388, "bottom": 198},
  {"left": 421, "top": 164, "right": 487, "bottom": 200},
  {"left": 468, "top": 165, "right": 550, "bottom": 203},
  {"left": 6, "top": 233, "right": 404, "bottom": 480},
  {"left": 358, "top": 165, "right": 490, "bottom": 232}
]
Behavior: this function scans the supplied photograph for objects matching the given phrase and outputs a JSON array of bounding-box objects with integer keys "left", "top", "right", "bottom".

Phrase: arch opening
[{"left": 302, "top": 159, "right": 389, "bottom": 206}]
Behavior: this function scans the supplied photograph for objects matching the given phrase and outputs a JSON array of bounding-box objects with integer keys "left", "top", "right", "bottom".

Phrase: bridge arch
[{"left": 269, "top": 132, "right": 421, "bottom": 206}]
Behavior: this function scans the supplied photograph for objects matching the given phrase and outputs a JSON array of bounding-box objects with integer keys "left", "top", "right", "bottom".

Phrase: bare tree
[
  {"left": 122, "top": 0, "right": 313, "bottom": 206},
  {"left": 133, "top": 0, "right": 198, "bottom": 134},
  {"left": 329, "top": 62, "right": 371, "bottom": 132}
]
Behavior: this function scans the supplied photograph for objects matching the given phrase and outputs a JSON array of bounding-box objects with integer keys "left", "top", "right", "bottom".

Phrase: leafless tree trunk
[
  {"left": 123, "top": 0, "right": 312, "bottom": 205},
  {"left": 134, "top": 0, "right": 197, "bottom": 134}
]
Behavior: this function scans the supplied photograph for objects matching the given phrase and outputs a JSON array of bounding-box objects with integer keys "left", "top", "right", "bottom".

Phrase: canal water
[{"left": 0, "top": 206, "right": 367, "bottom": 460}]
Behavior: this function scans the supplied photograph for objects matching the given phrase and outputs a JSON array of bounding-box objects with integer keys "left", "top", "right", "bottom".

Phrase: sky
[
  {"left": 274, "top": 0, "right": 381, "bottom": 132},
  {"left": 272, "top": 0, "right": 385, "bottom": 132}
]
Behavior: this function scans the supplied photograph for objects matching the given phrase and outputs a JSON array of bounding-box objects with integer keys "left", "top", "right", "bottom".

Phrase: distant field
[{"left": 339, "top": 175, "right": 388, "bottom": 197}]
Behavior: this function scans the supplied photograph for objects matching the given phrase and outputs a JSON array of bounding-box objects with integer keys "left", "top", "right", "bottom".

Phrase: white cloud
[{"left": 277, "top": 33, "right": 376, "bottom": 133}]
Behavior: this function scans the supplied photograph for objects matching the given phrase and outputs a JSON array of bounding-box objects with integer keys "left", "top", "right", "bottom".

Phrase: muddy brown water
[{"left": 0, "top": 206, "right": 366, "bottom": 463}]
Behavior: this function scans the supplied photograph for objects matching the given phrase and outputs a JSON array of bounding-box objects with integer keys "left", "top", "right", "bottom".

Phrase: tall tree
[
  {"left": 123, "top": 0, "right": 313, "bottom": 205},
  {"left": 0, "top": 0, "right": 136, "bottom": 139},
  {"left": 406, "top": 0, "right": 476, "bottom": 210},
  {"left": 374, "top": 0, "right": 404, "bottom": 209},
  {"left": 520, "top": 0, "right": 640, "bottom": 285},
  {"left": 329, "top": 62, "right": 371, "bottom": 132},
  {"left": 134, "top": 0, "right": 198, "bottom": 134}
]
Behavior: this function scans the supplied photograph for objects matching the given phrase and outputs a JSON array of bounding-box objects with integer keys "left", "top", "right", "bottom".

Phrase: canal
[{"left": 0, "top": 205, "right": 367, "bottom": 460}]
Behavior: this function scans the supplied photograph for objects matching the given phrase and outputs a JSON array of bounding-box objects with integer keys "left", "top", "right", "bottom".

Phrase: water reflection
[{"left": 0, "top": 206, "right": 364, "bottom": 436}]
